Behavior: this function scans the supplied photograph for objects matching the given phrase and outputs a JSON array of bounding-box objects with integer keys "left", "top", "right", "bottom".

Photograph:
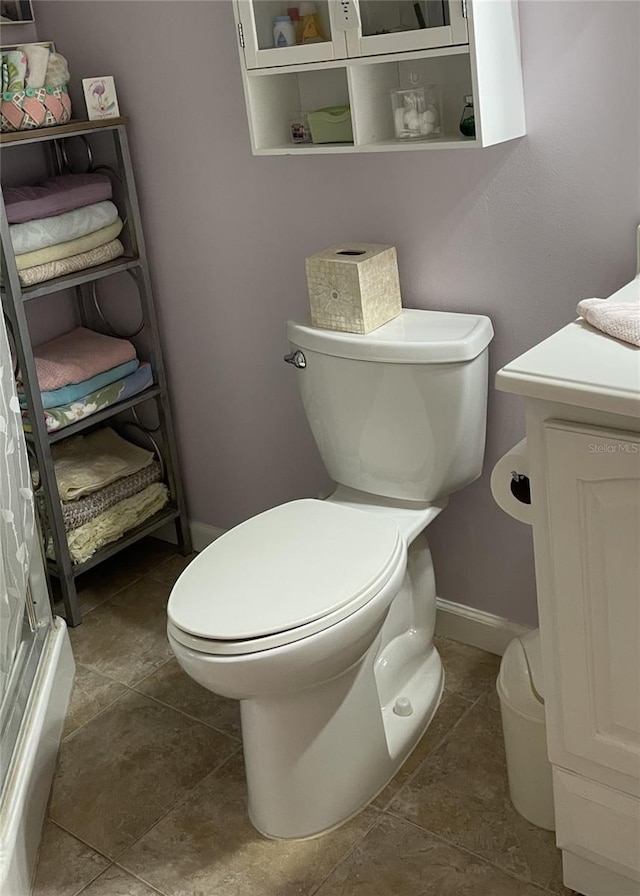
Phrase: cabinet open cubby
[
  {"left": 349, "top": 49, "right": 475, "bottom": 149},
  {"left": 246, "top": 64, "right": 352, "bottom": 152}
]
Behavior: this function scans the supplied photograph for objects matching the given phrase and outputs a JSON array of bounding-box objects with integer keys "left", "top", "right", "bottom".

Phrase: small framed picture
[{"left": 82, "top": 76, "right": 120, "bottom": 121}]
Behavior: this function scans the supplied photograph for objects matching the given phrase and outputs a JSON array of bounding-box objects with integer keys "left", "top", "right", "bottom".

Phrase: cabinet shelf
[
  {"left": 253, "top": 133, "right": 477, "bottom": 154},
  {"left": 1, "top": 119, "right": 192, "bottom": 626},
  {"left": 2, "top": 256, "right": 142, "bottom": 302},
  {"left": 0, "top": 116, "right": 129, "bottom": 145}
]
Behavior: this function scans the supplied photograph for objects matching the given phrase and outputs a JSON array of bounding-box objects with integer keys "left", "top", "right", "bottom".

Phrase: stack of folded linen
[
  {"left": 4, "top": 173, "right": 125, "bottom": 286},
  {"left": 19, "top": 326, "right": 153, "bottom": 433},
  {"left": 45, "top": 427, "right": 169, "bottom": 564}
]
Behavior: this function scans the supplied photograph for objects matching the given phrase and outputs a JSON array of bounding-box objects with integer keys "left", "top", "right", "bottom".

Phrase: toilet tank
[{"left": 286, "top": 310, "right": 494, "bottom": 503}]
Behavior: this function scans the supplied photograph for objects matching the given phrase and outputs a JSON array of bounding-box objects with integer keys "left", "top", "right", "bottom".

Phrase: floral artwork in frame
[{"left": 82, "top": 75, "right": 119, "bottom": 120}]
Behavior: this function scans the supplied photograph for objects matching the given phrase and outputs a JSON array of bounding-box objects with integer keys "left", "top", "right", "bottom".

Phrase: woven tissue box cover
[
  {"left": 1, "top": 85, "right": 71, "bottom": 133},
  {"left": 305, "top": 243, "right": 402, "bottom": 334}
]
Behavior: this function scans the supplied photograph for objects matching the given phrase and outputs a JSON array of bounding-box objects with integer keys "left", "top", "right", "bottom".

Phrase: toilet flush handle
[{"left": 283, "top": 350, "right": 306, "bottom": 369}]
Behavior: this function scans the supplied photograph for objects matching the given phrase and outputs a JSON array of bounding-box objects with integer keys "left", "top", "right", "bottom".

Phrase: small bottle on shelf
[
  {"left": 287, "top": 7, "right": 301, "bottom": 43},
  {"left": 290, "top": 111, "right": 311, "bottom": 144},
  {"left": 459, "top": 95, "right": 475, "bottom": 137},
  {"left": 273, "top": 15, "right": 296, "bottom": 47},
  {"left": 298, "top": 2, "right": 324, "bottom": 43}
]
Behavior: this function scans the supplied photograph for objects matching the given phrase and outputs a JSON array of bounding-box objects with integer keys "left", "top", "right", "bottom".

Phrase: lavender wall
[{"left": 31, "top": 1, "right": 639, "bottom": 626}]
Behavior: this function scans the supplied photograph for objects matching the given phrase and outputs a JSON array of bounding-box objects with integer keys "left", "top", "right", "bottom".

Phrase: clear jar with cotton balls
[{"left": 391, "top": 83, "right": 442, "bottom": 141}]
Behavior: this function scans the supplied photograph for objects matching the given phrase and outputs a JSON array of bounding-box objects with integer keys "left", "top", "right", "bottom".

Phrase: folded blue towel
[{"left": 19, "top": 358, "right": 139, "bottom": 409}]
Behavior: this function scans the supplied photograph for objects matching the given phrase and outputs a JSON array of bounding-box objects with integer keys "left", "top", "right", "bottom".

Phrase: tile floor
[{"left": 33, "top": 538, "right": 576, "bottom": 896}]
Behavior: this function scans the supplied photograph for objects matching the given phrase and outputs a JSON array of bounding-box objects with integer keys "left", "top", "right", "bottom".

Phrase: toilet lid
[{"left": 167, "top": 499, "right": 402, "bottom": 643}]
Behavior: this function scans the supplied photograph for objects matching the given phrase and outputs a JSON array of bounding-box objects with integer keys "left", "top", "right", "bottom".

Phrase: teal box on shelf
[{"left": 307, "top": 105, "right": 353, "bottom": 144}]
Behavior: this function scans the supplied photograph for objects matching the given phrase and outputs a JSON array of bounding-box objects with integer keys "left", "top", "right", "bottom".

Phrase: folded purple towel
[{"left": 4, "top": 173, "right": 113, "bottom": 225}]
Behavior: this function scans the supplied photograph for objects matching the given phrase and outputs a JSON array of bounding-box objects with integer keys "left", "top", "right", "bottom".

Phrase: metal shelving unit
[{"left": 0, "top": 117, "right": 192, "bottom": 626}]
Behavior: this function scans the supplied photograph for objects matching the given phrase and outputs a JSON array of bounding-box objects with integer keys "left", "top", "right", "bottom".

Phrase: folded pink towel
[
  {"left": 23, "top": 327, "right": 137, "bottom": 391},
  {"left": 577, "top": 298, "right": 640, "bottom": 348}
]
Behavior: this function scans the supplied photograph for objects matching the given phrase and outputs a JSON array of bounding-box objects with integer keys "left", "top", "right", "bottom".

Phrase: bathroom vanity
[{"left": 496, "top": 274, "right": 640, "bottom": 896}]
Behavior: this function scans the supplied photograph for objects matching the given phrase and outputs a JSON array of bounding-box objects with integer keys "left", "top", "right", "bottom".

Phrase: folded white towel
[{"left": 576, "top": 298, "right": 640, "bottom": 348}]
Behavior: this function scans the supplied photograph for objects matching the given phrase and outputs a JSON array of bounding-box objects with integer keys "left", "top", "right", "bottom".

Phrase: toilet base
[{"left": 241, "top": 643, "right": 443, "bottom": 840}]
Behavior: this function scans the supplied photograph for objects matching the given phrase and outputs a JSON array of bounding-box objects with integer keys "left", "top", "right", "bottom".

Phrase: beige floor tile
[
  {"left": 314, "top": 813, "right": 549, "bottom": 896},
  {"left": 388, "top": 691, "right": 570, "bottom": 894},
  {"left": 32, "top": 820, "right": 110, "bottom": 896},
  {"left": 135, "top": 659, "right": 241, "bottom": 739},
  {"left": 119, "top": 752, "right": 379, "bottom": 896},
  {"left": 78, "top": 864, "right": 162, "bottom": 895},
  {"left": 435, "top": 636, "right": 501, "bottom": 701},
  {"left": 63, "top": 664, "right": 129, "bottom": 739},
  {"left": 54, "top": 539, "right": 179, "bottom": 618},
  {"left": 147, "top": 553, "right": 197, "bottom": 588},
  {"left": 68, "top": 576, "right": 174, "bottom": 687},
  {"left": 372, "top": 692, "right": 473, "bottom": 809},
  {"left": 50, "top": 691, "right": 238, "bottom": 859}
]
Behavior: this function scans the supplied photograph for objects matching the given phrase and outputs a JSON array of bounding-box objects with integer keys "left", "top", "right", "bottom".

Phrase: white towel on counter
[{"left": 576, "top": 298, "right": 640, "bottom": 348}]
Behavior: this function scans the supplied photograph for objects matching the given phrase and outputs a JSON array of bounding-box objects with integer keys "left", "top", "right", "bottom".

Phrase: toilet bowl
[
  {"left": 168, "top": 309, "right": 494, "bottom": 839},
  {"left": 168, "top": 496, "right": 444, "bottom": 839}
]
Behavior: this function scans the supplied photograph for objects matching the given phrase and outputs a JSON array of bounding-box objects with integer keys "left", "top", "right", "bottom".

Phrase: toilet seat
[{"left": 167, "top": 499, "right": 403, "bottom": 656}]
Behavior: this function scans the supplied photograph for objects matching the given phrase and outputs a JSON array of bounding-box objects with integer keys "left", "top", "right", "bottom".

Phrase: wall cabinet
[{"left": 234, "top": 0, "right": 525, "bottom": 153}]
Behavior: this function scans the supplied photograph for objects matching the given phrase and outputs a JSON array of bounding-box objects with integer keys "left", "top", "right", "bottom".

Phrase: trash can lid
[
  {"left": 497, "top": 629, "right": 545, "bottom": 722},
  {"left": 521, "top": 628, "right": 545, "bottom": 700}
]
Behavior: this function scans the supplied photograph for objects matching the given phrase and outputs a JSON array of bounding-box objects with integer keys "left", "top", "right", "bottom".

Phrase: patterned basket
[{"left": 1, "top": 84, "right": 71, "bottom": 133}]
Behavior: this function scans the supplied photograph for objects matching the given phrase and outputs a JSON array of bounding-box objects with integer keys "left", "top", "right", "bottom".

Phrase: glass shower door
[{"left": 0, "top": 307, "right": 51, "bottom": 798}]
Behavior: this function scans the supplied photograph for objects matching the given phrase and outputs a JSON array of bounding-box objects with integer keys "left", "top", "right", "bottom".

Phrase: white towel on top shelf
[{"left": 576, "top": 298, "right": 640, "bottom": 348}]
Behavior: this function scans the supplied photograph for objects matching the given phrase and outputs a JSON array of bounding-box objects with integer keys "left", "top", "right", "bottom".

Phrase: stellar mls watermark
[{"left": 588, "top": 442, "right": 639, "bottom": 454}]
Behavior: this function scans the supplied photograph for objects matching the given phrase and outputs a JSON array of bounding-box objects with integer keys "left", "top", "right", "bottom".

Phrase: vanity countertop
[{"left": 496, "top": 277, "right": 640, "bottom": 418}]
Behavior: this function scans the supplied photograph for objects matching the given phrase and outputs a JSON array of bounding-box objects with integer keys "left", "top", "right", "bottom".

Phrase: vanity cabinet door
[{"left": 542, "top": 420, "right": 640, "bottom": 784}]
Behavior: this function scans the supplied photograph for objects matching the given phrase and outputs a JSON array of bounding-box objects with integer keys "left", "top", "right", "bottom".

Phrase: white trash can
[{"left": 497, "top": 628, "right": 555, "bottom": 831}]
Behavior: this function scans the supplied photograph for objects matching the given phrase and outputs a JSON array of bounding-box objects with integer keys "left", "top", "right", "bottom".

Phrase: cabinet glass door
[
  {"left": 346, "top": 0, "right": 467, "bottom": 56},
  {"left": 238, "top": 0, "right": 348, "bottom": 69}
]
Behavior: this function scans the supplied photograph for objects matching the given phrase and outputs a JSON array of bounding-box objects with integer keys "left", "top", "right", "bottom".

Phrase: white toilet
[{"left": 167, "top": 309, "right": 494, "bottom": 840}]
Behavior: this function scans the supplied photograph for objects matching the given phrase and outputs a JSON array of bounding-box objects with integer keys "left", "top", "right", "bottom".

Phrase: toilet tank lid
[{"left": 287, "top": 310, "right": 494, "bottom": 363}]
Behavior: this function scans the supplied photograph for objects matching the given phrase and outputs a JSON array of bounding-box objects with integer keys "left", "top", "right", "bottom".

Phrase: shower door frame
[{"left": 0, "top": 532, "right": 54, "bottom": 803}]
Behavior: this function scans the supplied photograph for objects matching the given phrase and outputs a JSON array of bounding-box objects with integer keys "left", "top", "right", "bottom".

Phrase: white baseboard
[
  {"left": 435, "top": 597, "right": 533, "bottom": 656},
  {"left": 157, "top": 520, "right": 531, "bottom": 657},
  {"left": 153, "top": 520, "right": 223, "bottom": 553},
  {"left": 188, "top": 522, "right": 225, "bottom": 552}
]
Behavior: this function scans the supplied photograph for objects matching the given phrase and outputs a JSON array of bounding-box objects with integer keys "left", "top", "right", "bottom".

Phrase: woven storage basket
[{"left": 1, "top": 85, "right": 71, "bottom": 133}]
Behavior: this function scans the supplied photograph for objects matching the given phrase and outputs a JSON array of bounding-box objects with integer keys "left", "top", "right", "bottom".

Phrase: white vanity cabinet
[
  {"left": 497, "top": 275, "right": 640, "bottom": 896},
  {"left": 233, "top": 0, "right": 525, "bottom": 154}
]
